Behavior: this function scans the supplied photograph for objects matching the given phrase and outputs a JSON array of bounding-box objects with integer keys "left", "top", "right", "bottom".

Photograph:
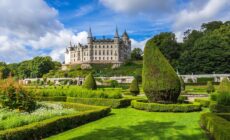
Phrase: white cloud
[
  {"left": 0, "top": 0, "right": 63, "bottom": 40},
  {"left": 100, "top": 0, "right": 175, "bottom": 14},
  {"left": 130, "top": 38, "right": 149, "bottom": 50},
  {"left": 173, "top": 0, "right": 230, "bottom": 41}
]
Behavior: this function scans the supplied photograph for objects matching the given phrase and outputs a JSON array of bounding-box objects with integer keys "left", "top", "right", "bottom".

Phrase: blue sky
[{"left": 0, "top": 0, "right": 229, "bottom": 63}]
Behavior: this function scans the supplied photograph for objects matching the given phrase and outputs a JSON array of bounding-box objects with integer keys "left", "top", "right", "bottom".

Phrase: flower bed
[
  {"left": 131, "top": 100, "right": 201, "bottom": 112},
  {"left": 0, "top": 102, "right": 111, "bottom": 140},
  {"left": 200, "top": 112, "right": 230, "bottom": 140},
  {"left": 66, "top": 97, "right": 132, "bottom": 108}
]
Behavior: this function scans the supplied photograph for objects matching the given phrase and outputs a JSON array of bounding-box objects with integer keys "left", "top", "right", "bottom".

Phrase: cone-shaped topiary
[
  {"left": 206, "top": 81, "right": 215, "bottom": 94},
  {"left": 130, "top": 77, "right": 140, "bottom": 96},
  {"left": 179, "top": 76, "right": 185, "bottom": 91},
  {"left": 218, "top": 78, "right": 230, "bottom": 94},
  {"left": 82, "top": 73, "right": 97, "bottom": 90},
  {"left": 142, "top": 39, "right": 181, "bottom": 103}
]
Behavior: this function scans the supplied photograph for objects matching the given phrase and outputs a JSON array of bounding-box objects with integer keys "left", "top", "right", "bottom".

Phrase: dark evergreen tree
[
  {"left": 142, "top": 39, "right": 181, "bottom": 103},
  {"left": 130, "top": 77, "right": 140, "bottom": 96},
  {"left": 82, "top": 73, "right": 97, "bottom": 90}
]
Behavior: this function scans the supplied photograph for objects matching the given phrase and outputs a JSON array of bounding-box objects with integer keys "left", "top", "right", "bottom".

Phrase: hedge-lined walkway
[{"left": 46, "top": 107, "right": 208, "bottom": 140}]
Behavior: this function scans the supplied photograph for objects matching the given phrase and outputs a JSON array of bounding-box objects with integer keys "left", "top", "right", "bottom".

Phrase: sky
[{"left": 0, "top": 0, "right": 229, "bottom": 63}]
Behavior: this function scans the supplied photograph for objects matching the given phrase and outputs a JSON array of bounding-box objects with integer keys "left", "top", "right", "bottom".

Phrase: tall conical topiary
[
  {"left": 142, "top": 39, "right": 181, "bottom": 103},
  {"left": 130, "top": 77, "right": 140, "bottom": 96},
  {"left": 218, "top": 78, "right": 230, "bottom": 94},
  {"left": 82, "top": 73, "right": 97, "bottom": 90},
  {"left": 206, "top": 81, "right": 215, "bottom": 94}
]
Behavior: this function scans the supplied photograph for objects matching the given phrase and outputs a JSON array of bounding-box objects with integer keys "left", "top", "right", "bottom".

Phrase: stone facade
[{"left": 64, "top": 27, "right": 131, "bottom": 67}]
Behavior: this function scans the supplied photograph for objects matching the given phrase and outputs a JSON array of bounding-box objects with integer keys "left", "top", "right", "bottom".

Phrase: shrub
[
  {"left": 35, "top": 96, "right": 67, "bottom": 102},
  {"left": 0, "top": 104, "right": 110, "bottom": 140},
  {"left": 142, "top": 40, "right": 181, "bottom": 103},
  {"left": 0, "top": 78, "right": 36, "bottom": 112},
  {"left": 197, "top": 77, "right": 214, "bottom": 83},
  {"left": 110, "top": 80, "right": 118, "bottom": 88},
  {"left": 200, "top": 113, "right": 230, "bottom": 140},
  {"left": 218, "top": 78, "right": 230, "bottom": 94},
  {"left": 206, "top": 81, "right": 215, "bottom": 94},
  {"left": 177, "top": 95, "right": 188, "bottom": 103},
  {"left": 194, "top": 98, "right": 210, "bottom": 107},
  {"left": 129, "top": 78, "right": 140, "bottom": 96},
  {"left": 67, "top": 97, "right": 132, "bottom": 108},
  {"left": 131, "top": 100, "right": 201, "bottom": 112},
  {"left": 210, "top": 93, "right": 218, "bottom": 101},
  {"left": 82, "top": 73, "right": 97, "bottom": 90},
  {"left": 217, "top": 93, "right": 230, "bottom": 106},
  {"left": 209, "top": 102, "right": 230, "bottom": 113}
]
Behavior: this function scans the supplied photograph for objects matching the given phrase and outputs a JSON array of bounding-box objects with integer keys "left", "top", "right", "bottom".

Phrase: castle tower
[
  {"left": 114, "top": 27, "right": 120, "bottom": 62},
  {"left": 122, "top": 30, "right": 129, "bottom": 43},
  {"left": 114, "top": 26, "right": 119, "bottom": 44},
  {"left": 87, "top": 27, "right": 93, "bottom": 61}
]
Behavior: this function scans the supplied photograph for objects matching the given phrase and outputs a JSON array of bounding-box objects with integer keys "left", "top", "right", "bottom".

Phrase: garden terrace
[{"left": 0, "top": 102, "right": 110, "bottom": 140}]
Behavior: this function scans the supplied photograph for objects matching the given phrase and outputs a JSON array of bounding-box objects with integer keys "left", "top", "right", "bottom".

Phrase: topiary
[
  {"left": 218, "top": 78, "right": 230, "bottom": 94},
  {"left": 142, "top": 39, "right": 181, "bottom": 103},
  {"left": 217, "top": 78, "right": 230, "bottom": 106},
  {"left": 82, "top": 73, "right": 97, "bottom": 90},
  {"left": 206, "top": 81, "right": 215, "bottom": 94},
  {"left": 179, "top": 76, "right": 185, "bottom": 91},
  {"left": 129, "top": 78, "right": 140, "bottom": 96}
]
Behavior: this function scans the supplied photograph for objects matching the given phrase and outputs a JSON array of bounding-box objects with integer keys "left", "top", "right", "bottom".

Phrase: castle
[{"left": 63, "top": 27, "right": 131, "bottom": 69}]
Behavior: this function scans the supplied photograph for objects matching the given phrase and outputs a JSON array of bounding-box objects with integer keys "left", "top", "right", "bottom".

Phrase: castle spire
[
  {"left": 114, "top": 26, "right": 119, "bottom": 38},
  {"left": 88, "top": 27, "right": 92, "bottom": 38}
]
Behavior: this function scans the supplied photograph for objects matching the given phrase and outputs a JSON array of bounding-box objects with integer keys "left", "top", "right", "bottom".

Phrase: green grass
[{"left": 46, "top": 107, "right": 208, "bottom": 140}]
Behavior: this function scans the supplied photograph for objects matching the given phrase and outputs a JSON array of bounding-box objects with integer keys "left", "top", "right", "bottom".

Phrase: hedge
[
  {"left": 217, "top": 113, "right": 230, "bottom": 121},
  {"left": 194, "top": 98, "right": 210, "bottom": 107},
  {"left": 131, "top": 100, "right": 201, "bottom": 112},
  {"left": 0, "top": 103, "right": 111, "bottom": 140},
  {"left": 200, "top": 113, "right": 230, "bottom": 140},
  {"left": 67, "top": 97, "right": 132, "bottom": 108},
  {"left": 197, "top": 77, "right": 214, "bottom": 83},
  {"left": 209, "top": 102, "right": 230, "bottom": 113},
  {"left": 35, "top": 96, "right": 67, "bottom": 102}
]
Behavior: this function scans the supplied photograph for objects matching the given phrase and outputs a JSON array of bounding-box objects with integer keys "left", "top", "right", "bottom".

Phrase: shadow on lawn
[{"left": 68, "top": 121, "right": 207, "bottom": 140}]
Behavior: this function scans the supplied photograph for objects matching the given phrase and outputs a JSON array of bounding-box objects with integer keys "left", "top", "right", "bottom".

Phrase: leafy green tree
[
  {"left": 130, "top": 77, "right": 140, "bottom": 96},
  {"left": 0, "top": 62, "right": 10, "bottom": 79},
  {"left": 206, "top": 81, "right": 215, "bottom": 94},
  {"left": 201, "top": 21, "right": 223, "bottom": 32},
  {"left": 142, "top": 39, "right": 181, "bottom": 103},
  {"left": 82, "top": 73, "right": 97, "bottom": 90},
  {"left": 110, "top": 80, "right": 118, "bottom": 88},
  {"left": 131, "top": 48, "right": 143, "bottom": 60},
  {"left": 151, "top": 32, "right": 180, "bottom": 68}
]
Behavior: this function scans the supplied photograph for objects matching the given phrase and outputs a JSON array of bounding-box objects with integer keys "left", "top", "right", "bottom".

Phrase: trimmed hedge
[
  {"left": 209, "top": 102, "right": 230, "bottom": 113},
  {"left": 0, "top": 103, "right": 111, "bottom": 140},
  {"left": 200, "top": 113, "right": 230, "bottom": 140},
  {"left": 194, "top": 98, "right": 210, "bottom": 107},
  {"left": 35, "top": 96, "right": 67, "bottom": 102},
  {"left": 217, "top": 113, "right": 230, "bottom": 121},
  {"left": 131, "top": 100, "right": 201, "bottom": 112},
  {"left": 67, "top": 97, "right": 132, "bottom": 108}
]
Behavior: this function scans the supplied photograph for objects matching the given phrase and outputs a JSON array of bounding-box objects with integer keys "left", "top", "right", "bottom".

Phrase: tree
[
  {"left": 82, "top": 73, "right": 97, "bottom": 90},
  {"left": 110, "top": 80, "right": 118, "bottom": 88},
  {"left": 130, "top": 77, "right": 140, "bottom": 96},
  {"left": 151, "top": 32, "right": 180, "bottom": 68},
  {"left": 206, "top": 81, "right": 215, "bottom": 94},
  {"left": 201, "top": 21, "right": 223, "bottom": 32},
  {"left": 218, "top": 78, "right": 230, "bottom": 94},
  {"left": 131, "top": 48, "right": 143, "bottom": 60},
  {"left": 142, "top": 39, "right": 181, "bottom": 103},
  {"left": 0, "top": 62, "right": 10, "bottom": 79}
]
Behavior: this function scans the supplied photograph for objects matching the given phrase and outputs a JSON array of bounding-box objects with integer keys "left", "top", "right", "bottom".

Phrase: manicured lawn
[{"left": 46, "top": 107, "right": 208, "bottom": 140}]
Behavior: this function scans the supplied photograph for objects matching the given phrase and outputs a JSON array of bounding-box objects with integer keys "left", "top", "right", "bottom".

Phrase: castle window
[
  {"left": 107, "top": 57, "right": 109, "bottom": 60},
  {"left": 95, "top": 46, "right": 97, "bottom": 48},
  {"left": 111, "top": 57, "right": 113, "bottom": 60},
  {"left": 95, "top": 50, "right": 97, "bottom": 55},
  {"left": 99, "top": 50, "right": 101, "bottom": 55},
  {"left": 111, "top": 50, "right": 113, "bottom": 55},
  {"left": 107, "top": 50, "right": 109, "bottom": 55},
  {"left": 103, "top": 50, "right": 105, "bottom": 55},
  {"left": 111, "top": 46, "right": 112, "bottom": 48},
  {"left": 99, "top": 57, "right": 101, "bottom": 60},
  {"left": 95, "top": 57, "right": 97, "bottom": 60},
  {"left": 107, "top": 46, "right": 108, "bottom": 48},
  {"left": 99, "top": 45, "right": 101, "bottom": 48},
  {"left": 103, "top": 57, "right": 104, "bottom": 60},
  {"left": 103, "top": 46, "right": 104, "bottom": 48}
]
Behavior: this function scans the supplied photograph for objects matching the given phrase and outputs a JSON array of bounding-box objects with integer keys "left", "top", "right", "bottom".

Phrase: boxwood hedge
[
  {"left": 67, "top": 97, "right": 132, "bottom": 108},
  {"left": 131, "top": 100, "right": 201, "bottom": 112},
  {"left": 200, "top": 113, "right": 230, "bottom": 140},
  {"left": 209, "top": 102, "right": 230, "bottom": 113},
  {"left": 0, "top": 103, "right": 111, "bottom": 140},
  {"left": 194, "top": 98, "right": 211, "bottom": 107}
]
